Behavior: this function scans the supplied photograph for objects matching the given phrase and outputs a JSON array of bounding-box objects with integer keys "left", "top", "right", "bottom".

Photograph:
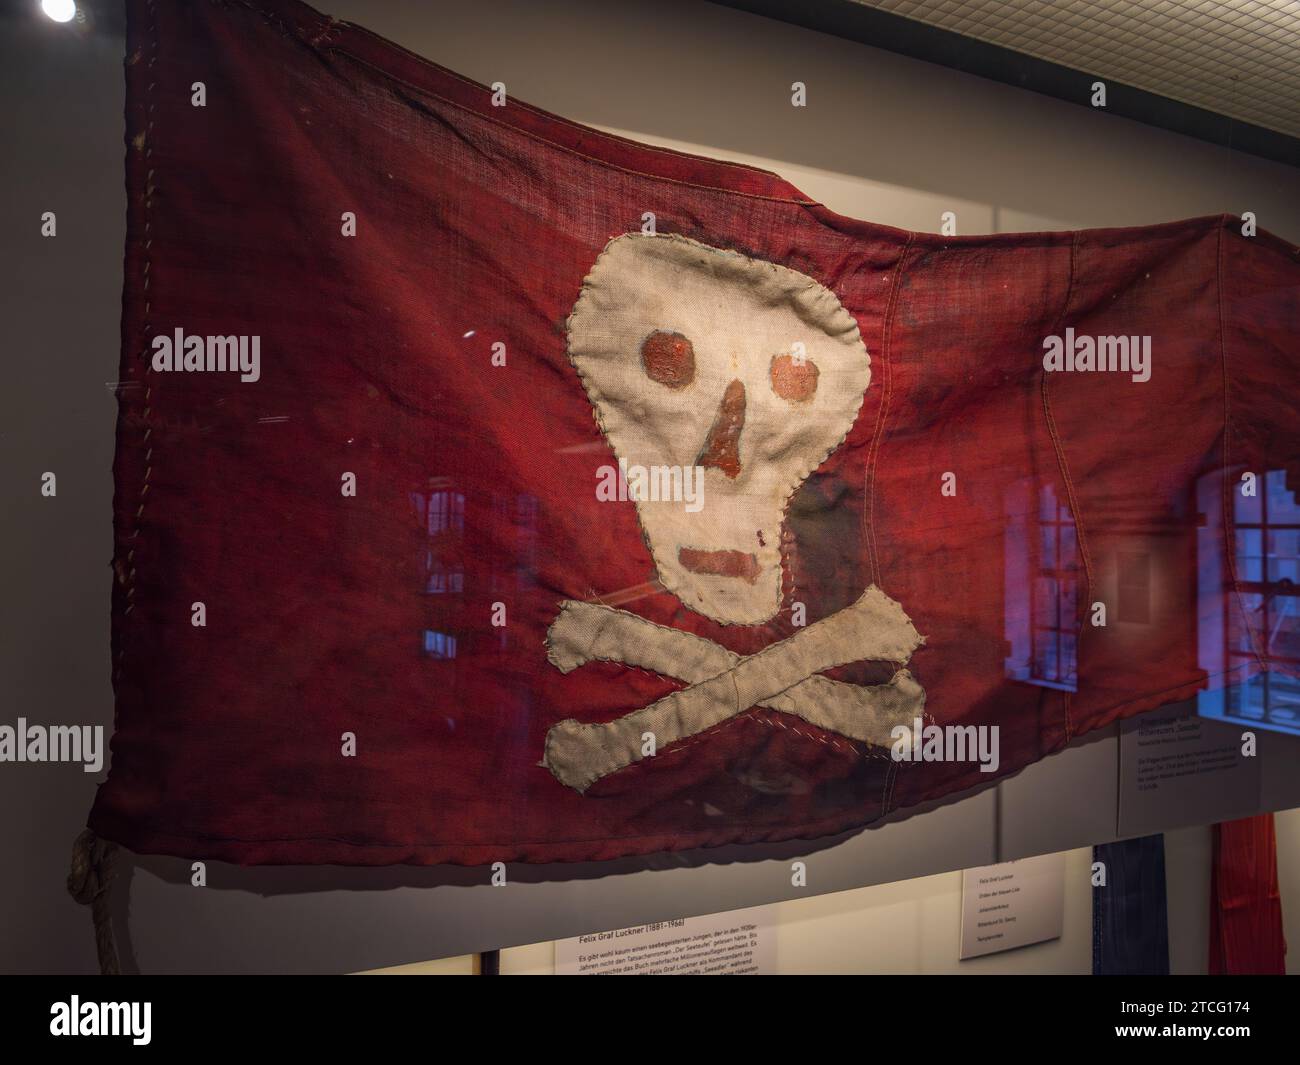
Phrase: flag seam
[
  {"left": 1216, "top": 218, "right": 1269, "bottom": 674},
  {"left": 865, "top": 235, "right": 914, "bottom": 589}
]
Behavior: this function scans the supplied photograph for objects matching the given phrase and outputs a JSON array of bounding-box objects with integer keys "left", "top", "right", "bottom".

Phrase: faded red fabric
[
  {"left": 91, "top": 0, "right": 1300, "bottom": 865},
  {"left": 1210, "top": 815, "right": 1287, "bottom": 975}
]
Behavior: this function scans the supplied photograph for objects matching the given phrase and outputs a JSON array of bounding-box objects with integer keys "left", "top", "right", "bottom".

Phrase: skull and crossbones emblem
[{"left": 542, "top": 234, "right": 926, "bottom": 792}]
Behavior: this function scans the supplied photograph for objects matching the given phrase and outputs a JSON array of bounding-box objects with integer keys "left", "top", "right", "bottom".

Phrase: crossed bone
[{"left": 541, "top": 585, "right": 926, "bottom": 791}]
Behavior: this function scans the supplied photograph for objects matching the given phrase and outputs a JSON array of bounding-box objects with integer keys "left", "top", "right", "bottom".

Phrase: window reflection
[
  {"left": 1200, "top": 469, "right": 1300, "bottom": 735},
  {"left": 422, "top": 629, "right": 458, "bottom": 659},
  {"left": 409, "top": 482, "right": 541, "bottom": 659},
  {"left": 1227, "top": 470, "right": 1300, "bottom": 729},
  {"left": 411, "top": 479, "right": 465, "bottom": 595},
  {"left": 1117, "top": 551, "right": 1152, "bottom": 624},
  {"left": 488, "top": 492, "right": 539, "bottom": 652},
  {"left": 1005, "top": 481, "right": 1080, "bottom": 692}
]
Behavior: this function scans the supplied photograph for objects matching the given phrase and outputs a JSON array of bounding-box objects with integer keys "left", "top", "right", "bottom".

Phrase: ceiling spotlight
[{"left": 41, "top": 0, "right": 76, "bottom": 23}]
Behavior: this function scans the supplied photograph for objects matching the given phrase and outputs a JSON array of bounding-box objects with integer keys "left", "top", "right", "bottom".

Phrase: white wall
[
  {"left": 497, "top": 846, "right": 1099, "bottom": 975},
  {"left": 369, "top": 811, "right": 1300, "bottom": 973}
]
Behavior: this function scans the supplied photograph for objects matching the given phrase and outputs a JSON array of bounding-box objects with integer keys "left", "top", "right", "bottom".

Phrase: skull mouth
[{"left": 677, "top": 546, "right": 760, "bottom": 584}]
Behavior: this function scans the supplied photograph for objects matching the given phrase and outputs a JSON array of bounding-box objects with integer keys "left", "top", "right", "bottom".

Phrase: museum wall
[
  {"left": 4, "top": 0, "right": 1298, "bottom": 974},
  {"left": 365, "top": 816, "right": 1300, "bottom": 974}
]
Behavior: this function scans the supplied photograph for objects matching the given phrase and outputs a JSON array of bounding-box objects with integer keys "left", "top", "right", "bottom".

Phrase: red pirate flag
[{"left": 91, "top": 0, "right": 1300, "bottom": 865}]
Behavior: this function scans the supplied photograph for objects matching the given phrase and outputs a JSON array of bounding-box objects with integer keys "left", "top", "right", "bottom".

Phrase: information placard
[
  {"left": 555, "top": 905, "right": 776, "bottom": 975},
  {"left": 1117, "top": 704, "right": 1260, "bottom": 838},
  {"left": 959, "top": 853, "right": 1065, "bottom": 959}
]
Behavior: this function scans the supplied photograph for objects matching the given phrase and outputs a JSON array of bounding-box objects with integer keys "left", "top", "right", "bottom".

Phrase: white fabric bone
[
  {"left": 542, "top": 585, "right": 924, "bottom": 792},
  {"left": 546, "top": 598, "right": 925, "bottom": 743}
]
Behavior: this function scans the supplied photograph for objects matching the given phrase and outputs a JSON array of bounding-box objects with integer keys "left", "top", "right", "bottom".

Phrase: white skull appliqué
[{"left": 567, "top": 233, "right": 871, "bottom": 625}]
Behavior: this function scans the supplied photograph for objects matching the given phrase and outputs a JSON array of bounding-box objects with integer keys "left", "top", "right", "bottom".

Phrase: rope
[{"left": 67, "top": 829, "right": 121, "bottom": 975}]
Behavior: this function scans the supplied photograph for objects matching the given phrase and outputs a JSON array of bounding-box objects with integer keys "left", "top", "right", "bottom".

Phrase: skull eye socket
[
  {"left": 641, "top": 330, "right": 695, "bottom": 389},
  {"left": 770, "top": 353, "right": 819, "bottom": 403}
]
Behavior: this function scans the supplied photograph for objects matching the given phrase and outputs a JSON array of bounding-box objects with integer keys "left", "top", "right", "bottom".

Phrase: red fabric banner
[
  {"left": 1210, "top": 815, "right": 1287, "bottom": 975},
  {"left": 90, "top": 0, "right": 1300, "bottom": 865}
]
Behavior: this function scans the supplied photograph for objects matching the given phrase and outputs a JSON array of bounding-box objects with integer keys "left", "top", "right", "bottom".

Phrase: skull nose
[{"left": 696, "top": 378, "right": 745, "bottom": 479}]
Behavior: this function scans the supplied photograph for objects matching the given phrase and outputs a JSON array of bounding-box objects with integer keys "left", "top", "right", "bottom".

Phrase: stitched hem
[
  {"left": 864, "top": 235, "right": 913, "bottom": 589},
  {"left": 110, "top": 1, "right": 161, "bottom": 732},
  {"left": 228, "top": 0, "right": 819, "bottom": 208},
  {"left": 1216, "top": 220, "right": 1269, "bottom": 673},
  {"left": 1040, "top": 229, "right": 1088, "bottom": 743}
]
